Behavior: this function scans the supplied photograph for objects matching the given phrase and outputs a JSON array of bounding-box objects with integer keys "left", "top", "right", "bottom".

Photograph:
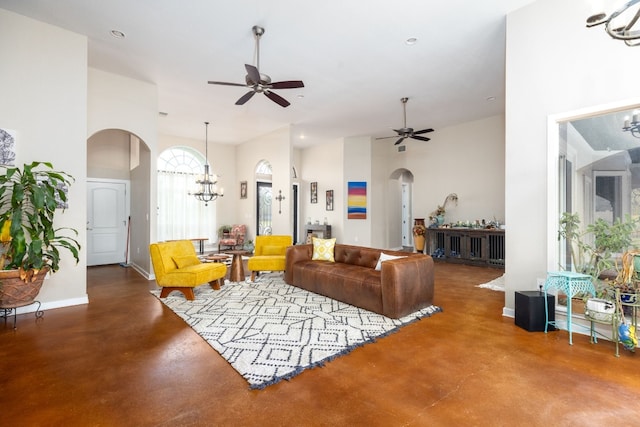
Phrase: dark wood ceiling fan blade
[
  {"left": 208, "top": 80, "right": 247, "bottom": 87},
  {"left": 235, "top": 91, "right": 256, "bottom": 105},
  {"left": 411, "top": 135, "right": 431, "bottom": 142},
  {"left": 245, "top": 64, "right": 261, "bottom": 85},
  {"left": 270, "top": 80, "right": 305, "bottom": 89},
  {"left": 413, "top": 128, "right": 434, "bottom": 135},
  {"left": 265, "top": 90, "right": 290, "bottom": 107},
  {"left": 394, "top": 137, "right": 406, "bottom": 145}
]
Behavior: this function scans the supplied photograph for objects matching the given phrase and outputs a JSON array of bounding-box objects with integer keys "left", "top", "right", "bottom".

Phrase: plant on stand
[
  {"left": 0, "top": 162, "right": 81, "bottom": 308},
  {"left": 558, "top": 211, "right": 638, "bottom": 300}
]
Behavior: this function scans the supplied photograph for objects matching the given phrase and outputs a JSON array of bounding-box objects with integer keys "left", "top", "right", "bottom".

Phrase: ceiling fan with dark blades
[
  {"left": 207, "top": 25, "right": 304, "bottom": 107},
  {"left": 376, "top": 97, "right": 434, "bottom": 145}
]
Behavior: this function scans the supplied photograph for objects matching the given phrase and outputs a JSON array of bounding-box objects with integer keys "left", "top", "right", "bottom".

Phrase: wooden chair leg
[
  {"left": 160, "top": 287, "right": 195, "bottom": 300},
  {"left": 209, "top": 280, "right": 221, "bottom": 291},
  {"left": 251, "top": 271, "right": 257, "bottom": 282}
]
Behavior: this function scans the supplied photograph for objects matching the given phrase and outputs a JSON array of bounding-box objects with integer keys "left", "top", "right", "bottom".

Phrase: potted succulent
[{"left": 0, "top": 162, "right": 81, "bottom": 307}]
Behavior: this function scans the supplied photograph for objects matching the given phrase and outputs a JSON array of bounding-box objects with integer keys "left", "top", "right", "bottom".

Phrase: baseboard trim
[
  {"left": 12, "top": 295, "right": 89, "bottom": 315},
  {"left": 503, "top": 307, "right": 515, "bottom": 318}
]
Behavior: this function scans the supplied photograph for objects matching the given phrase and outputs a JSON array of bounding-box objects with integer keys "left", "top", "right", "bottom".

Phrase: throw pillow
[
  {"left": 262, "top": 245, "right": 283, "bottom": 256},
  {"left": 312, "top": 237, "right": 336, "bottom": 262},
  {"left": 374, "top": 252, "right": 407, "bottom": 271},
  {"left": 173, "top": 255, "right": 200, "bottom": 269}
]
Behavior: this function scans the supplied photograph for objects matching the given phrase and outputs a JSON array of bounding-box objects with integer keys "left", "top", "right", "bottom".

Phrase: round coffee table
[{"left": 226, "top": 250, "right": 250, "bottom": 282}]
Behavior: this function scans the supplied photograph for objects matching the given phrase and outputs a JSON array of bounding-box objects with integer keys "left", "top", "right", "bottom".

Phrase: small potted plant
[
  {"left": 0, "top": 162, "right": 81, "bottom": 307},
  {"left": 218, "top": 225, "right": 232, "bottom": 238}
]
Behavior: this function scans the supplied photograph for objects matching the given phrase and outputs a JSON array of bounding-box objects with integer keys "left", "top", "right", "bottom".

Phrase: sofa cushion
[
  {"left": 374, "top": 252, "right": 407, "bottom": 271},
  {"left": 173, "top": 254, "right": 201, "bottom": 269},
  {"left": 312, "top": 237, "right": 336, "bottom": 262}
]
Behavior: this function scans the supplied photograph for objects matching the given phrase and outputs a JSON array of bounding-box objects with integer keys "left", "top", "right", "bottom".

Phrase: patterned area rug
[{"left": 151, "top": 273, "right": 442, "bottom": 389}]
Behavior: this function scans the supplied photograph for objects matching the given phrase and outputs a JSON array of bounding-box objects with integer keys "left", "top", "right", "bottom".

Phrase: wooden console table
[{"left": 425, "top": 228, "right": 505, "bottom": 268}]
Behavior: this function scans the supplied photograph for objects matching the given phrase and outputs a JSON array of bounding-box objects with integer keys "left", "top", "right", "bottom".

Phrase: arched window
[
  {"left": 255, "top": 160, "right": 273, "bottom": 235},
  {"left": 157, "top": 147, "right": 217, "bottom": 247}
]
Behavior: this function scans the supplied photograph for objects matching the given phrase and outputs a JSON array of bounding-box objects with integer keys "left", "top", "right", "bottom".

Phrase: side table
[
  {"left": 544, "top": 271, "right": 596, "bottom": 344},
  {"left": 226, "top": 250, "right": 250, "bottom": 282},
  {"left": 515, "top": 291, "right": 555, "bottom": 332}
]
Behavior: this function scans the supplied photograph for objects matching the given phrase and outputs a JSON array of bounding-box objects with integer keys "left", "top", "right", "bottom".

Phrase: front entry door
[{"left": 87, "top": 180, "right": 129, "bottom": 266}]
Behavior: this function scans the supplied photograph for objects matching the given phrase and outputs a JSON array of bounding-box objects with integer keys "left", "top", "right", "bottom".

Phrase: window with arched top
[{"left": 157, "top": 147, "right": 217, "bottom": 247}]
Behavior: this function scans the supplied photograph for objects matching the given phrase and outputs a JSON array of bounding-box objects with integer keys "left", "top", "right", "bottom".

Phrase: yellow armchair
[
  {"left": 149, "top": 240, "right": 227, "bottom": 300},
  {"left": 247, "top": 235, "right": 292, "bottom": 281}
]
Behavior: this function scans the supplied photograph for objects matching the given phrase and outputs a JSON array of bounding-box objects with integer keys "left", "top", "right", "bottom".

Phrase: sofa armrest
[
  {"left": 380, "top": 255, "right": 434, "bottom": 318},
  {"left": 284, "top": 244, "right": 313, "bottom": 283}
]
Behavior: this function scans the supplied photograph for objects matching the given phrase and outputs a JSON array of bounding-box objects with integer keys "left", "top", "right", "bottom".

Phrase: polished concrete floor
[{"left": 2, "top": 263, "right": 640, "bottom": 426}]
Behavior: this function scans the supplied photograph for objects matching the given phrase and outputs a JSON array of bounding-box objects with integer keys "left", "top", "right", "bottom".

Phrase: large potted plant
[
  {"left": 0, "top": 162, "right": 81, "bottom": 307},
  {"left": 558, "top": 211, "right": 638, "bottom": 300}
]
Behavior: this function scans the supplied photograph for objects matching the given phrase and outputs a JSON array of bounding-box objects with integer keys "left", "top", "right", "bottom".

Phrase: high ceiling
[{"left": 0, "top": 0, "right": 538, "bottom": 147}]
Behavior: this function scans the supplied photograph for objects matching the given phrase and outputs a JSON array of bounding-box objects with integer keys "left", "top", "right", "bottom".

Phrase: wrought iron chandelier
[
  {"left": 587, "top": 0, "right": 640, "bottom": 47},
  {"left": 623, "top": 111, "right": 640, "bottom": 138},
  {"left": 191, "top": 121, "right": 223, "bottom": 205}
]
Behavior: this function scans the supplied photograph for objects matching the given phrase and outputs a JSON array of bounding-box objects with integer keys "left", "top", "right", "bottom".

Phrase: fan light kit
[
  {"left": 376, "top": 97, "right": 434, "bottom": 145},
  {"left": 208, "top": 25, "right": 304, "bottom": 107}
]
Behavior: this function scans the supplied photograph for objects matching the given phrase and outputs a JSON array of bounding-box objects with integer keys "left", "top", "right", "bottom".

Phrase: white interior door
[
  {"left": 402, "top": 183, "right": 411, "bottom": 247},
  {"left": 87, "top": 180, "right": 129, "bottom": 266}
]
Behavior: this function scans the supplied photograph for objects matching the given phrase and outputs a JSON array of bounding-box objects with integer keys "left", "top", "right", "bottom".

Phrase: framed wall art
[
  {"left": 347, "top": 181, "right": 366, "bottom": 219},
  {"left": 240, "top": 181, "right": 247, "bottom": 199},
  {"left": 326, "top": 190, "right": 333, "bottom": 211},
  {"left": 310, "top": 181, "right": 318, "bottom": 203}
]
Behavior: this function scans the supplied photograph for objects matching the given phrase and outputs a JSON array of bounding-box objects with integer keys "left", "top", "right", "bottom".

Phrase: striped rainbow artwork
[{"left": 347, "top": 181, "right": 367, "bottom": 219}]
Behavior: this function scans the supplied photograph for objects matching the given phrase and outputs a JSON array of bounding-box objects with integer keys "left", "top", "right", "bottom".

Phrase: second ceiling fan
[
  {"left": 377, "top": 97, "right": 434, "bottom": 145},
  {"left": 207, "top": 25, "right": 304, "bottom": 108}
]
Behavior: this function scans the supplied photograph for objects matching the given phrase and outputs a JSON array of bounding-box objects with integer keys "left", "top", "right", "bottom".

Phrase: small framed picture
[
  {"left": 240, "top": 181, "right": 247, "bottom": 199},
  {"left": 310, "top": 182, "right": 318, "bottom": 203},
  {"left": 326, "top": 190, "right": 333, "bottom": 211}
]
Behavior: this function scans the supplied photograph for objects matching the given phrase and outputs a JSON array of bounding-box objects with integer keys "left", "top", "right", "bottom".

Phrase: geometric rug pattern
[{"left": 151, "top": 273, "right": 442, "bottom": 389}]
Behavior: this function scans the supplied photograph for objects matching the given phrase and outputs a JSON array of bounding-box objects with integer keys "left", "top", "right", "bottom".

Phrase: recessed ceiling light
[
  {"left": 110, "top": 30, "right": 125, "bottom": 39},
  {"left": 405, "top": 37, "right": 418, "bottom": 45},
  {"left": 297, "top": 94, "right": 304, "bottom": 99},
  {"left": 159, "top": 111, "right": 168, "bottom": 117},
  {"left": 486, "top": 96, "right": 496, "bottom": 102}
]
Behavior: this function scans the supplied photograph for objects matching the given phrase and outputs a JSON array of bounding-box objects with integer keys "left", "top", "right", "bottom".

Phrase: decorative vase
[
  {"left": 0, "top": 267, "right": 49, "bottom": 308},
  {"left": 436, "top": 214, "right": 445, "bottom": 226},
  {"left": 413, "top": 218, "right": 426, "bottom": 253}
]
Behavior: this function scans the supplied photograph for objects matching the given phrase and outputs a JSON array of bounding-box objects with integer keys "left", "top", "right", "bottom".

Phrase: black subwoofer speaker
[{"left": 515, "top": 291, "right": 555, "bottom": 332}]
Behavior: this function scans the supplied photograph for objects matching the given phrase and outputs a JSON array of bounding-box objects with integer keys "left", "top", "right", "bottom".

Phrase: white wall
[
  {"left": 88, "top": 129, "right": 131, "bottom": 180},
  {"left": 371, "top": 115, "right": 505, "bottom": 249},
  {"left": 236, "top": 126, "right": 292, "bottom": 237},
  {"left": 88, "top": 68, "right": 158, "bottom": 275},
  {"left": 0, "top": 9, "right": 88, "bottom": 309},
  {"left": 299, "top": 139, "right": 344, "bottom": 243},
  {"left": 505, "top": 0, "right": 640, "bottom": 312}
]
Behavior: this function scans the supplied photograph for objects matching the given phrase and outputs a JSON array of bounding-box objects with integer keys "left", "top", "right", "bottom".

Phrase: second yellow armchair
[{"left": 247, "top": 235, "right": 292, "bottom": 281}]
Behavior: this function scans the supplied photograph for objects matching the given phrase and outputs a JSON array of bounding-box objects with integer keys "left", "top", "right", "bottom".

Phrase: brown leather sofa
[{"left": 284, "top": 243, "right": 434, "bottom": 319}]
